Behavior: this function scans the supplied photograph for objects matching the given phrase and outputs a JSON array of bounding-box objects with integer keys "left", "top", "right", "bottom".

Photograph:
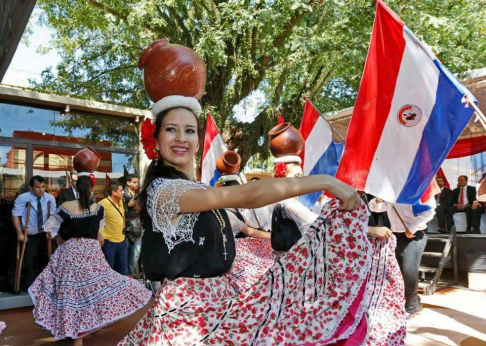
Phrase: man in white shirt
[{"left": 369, "top": 197, "right": 434, "bottom": 319}]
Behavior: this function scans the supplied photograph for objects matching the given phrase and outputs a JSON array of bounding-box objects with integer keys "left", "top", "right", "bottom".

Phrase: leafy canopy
[{"left": 32, "top": 0, "right": 486, "bottom": 166}]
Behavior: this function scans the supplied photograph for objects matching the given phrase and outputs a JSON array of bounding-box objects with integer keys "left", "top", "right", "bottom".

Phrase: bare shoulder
[{"left": 90, "top": 203, "right": 99, "bottom": 212}]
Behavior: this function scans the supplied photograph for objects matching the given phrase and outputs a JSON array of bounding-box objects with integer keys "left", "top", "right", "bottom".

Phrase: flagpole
[
  {"left": 467, "top": 96, "right": 486, "bottom": 130},
  {"left": 305, "top": 97, "right": 346, "bottom": 143},
  {"left": 391, "top": 204, "right": 411, "bottom": 234}
]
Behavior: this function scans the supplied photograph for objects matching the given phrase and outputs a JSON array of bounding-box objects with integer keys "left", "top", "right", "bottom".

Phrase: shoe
[{"left": 405, "top": 303, "right": 423, "bottom": 320}]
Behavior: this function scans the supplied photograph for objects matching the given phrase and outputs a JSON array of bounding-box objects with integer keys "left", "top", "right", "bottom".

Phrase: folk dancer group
[{"left": 11, "top": 39, "right": 430, "bottom": 345}]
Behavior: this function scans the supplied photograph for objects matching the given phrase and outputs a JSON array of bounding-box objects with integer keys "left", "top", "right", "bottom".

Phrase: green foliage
[{"left": 31, "top": 0, "right": 486, "bottom": 167}]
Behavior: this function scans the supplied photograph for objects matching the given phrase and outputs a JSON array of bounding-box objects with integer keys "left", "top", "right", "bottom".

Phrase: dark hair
[
  {"left": 109, "top": 182, "right": 123, "bottom": 195},
  {"left": 29, "top": 175, "right": 45, "bottom": 187},
  {"left": 222, "top": 180, "right": 240, "bottom": 187},
  {"left": 139, "top": 107, "right": 202, "bottom": 210},
  {"left": 77, "top": 176, "right": 93, "bottom": 210},
  {"left": 127, "top": 174, "right": 139, "bottom": 182},
  {"left": 250, "top": 177, "right": 260, "bottom": 181},
  {"left": 459, "top": 175, "right": 468, "bottom": 181}
]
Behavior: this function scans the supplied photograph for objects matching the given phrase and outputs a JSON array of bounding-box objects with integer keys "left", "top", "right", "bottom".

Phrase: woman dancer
[
  {"left": 118, "top": 100, "right": 372, "bottom": 345},
  {"left": 119, "top": 39, "right": 371, "bottom": 345},
  {"left": 29, "top": 175, "right": 152, "bottom": 346}
]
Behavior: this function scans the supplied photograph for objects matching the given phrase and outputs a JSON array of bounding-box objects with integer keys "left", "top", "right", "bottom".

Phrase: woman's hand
[
  {"left": 368, "top": 226, "right": 393, "bottom": 239},
  {"left": 55, "top": 235, "right": 65, "bottom": 246},
  {"left": 97, "top": 232, "right": 105, "bottom": 247},
  {"left": 324, "top": 177, "right": 361, "bottom": 211}
]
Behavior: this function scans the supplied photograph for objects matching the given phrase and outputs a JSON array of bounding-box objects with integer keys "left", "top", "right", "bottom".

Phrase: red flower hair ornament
[
  {"left": 140, "top": 118, "right": 162, "bottom": 161},
  {"left": 88, "top": 173, "right": 97, "bottom": 186},
  {"left": 275, "top": 162, "right": 287, "bottom": 178}
]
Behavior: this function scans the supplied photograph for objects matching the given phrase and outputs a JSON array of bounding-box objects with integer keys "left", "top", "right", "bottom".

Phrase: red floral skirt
[
  {"left": 366, "top": 236, "right": 406, "bottom": 345},
  {"left": 28, "top": 238, "right": 152, "bottom": 340},
  {"left": 119, "top": 200, "right": 373, "bottom": 345},
  {"left": 228, "top": 237, "right": 276, "bottom": 293}
]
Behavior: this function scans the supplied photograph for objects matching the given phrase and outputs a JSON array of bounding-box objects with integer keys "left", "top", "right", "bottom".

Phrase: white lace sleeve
[
  {"left": 227, "top": 210, "right": 246, "bottom": 236},
  {"left": 44, "top": 214, "right": 63, "bottom": 238},
  {"left": 281, "top": 198, "right": 318, "bottom": 234},
  {"left": 147, "top": 178, "right": 206, "bottom": 253}
]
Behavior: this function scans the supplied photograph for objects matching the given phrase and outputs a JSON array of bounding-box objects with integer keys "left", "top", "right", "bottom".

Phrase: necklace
[{"left": 212, "top": 209, "right": 228, "bottom": 261}]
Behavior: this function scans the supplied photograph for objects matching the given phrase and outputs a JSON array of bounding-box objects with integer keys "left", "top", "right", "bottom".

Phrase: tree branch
[{"left": 87, "top": 0, "right": 128, "bottom": 21}]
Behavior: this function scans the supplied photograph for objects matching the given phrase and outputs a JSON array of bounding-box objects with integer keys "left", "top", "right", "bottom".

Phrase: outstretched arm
[
  {"left": 179, "top": 175, "right": 360, "bottom": 213},
  {"left": 240, "top": 226, "right": 271, "bottom": 240}
]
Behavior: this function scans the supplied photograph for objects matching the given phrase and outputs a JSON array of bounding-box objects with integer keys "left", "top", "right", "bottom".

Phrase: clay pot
[
  {"left": 268, "top": 122, "right": 304, "bottom": 158},
  {"left": 216, "top": 151, "right": 241, "bottom": 175},
  {"left": 139, "top": 39, "right": 207, "bottom": 102},
  {"left": 73, "top": 147, "right": 102, "bottom": 173}
]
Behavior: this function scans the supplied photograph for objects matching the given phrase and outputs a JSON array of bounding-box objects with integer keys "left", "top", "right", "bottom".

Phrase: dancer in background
[
  {"left": 215, "top": 151, "right": 274, "bottom": 292},
  {"left": 29, "top": 175, "right": 151, "bottom": 346},
  {"left": 269, "top": 124, "right": 406, "bottom": 345}
]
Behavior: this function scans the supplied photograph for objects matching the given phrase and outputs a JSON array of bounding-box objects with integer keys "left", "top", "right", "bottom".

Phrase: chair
[{"left": 452, "top": 212, "right": 467, "bottom": 233}]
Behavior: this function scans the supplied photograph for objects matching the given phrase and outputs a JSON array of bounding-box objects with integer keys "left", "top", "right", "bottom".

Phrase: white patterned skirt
[
  {"left": 118, "top": 200, "right": 373, "bottom": 345},
  {"left": 28, "top": 238, "right": 152, "bottom": 340},
  {"left": 366, "top": 236, "right": 406, "bottom": 345},
  {"left": 228, "top": 237, "right": 276, "bottom": 293}
]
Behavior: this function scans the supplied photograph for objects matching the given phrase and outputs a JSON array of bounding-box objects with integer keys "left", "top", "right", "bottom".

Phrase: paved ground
[
  {"left": 406, "top": 288, "right": 486, "bottom": 346},
  {"left": 1, "top": 288, "right": 486, "bottom": 345}
]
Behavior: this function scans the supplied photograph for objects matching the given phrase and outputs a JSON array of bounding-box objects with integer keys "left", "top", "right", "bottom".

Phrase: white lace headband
[
  {"left": 152, "top": 95, "right": 202, "bottom": 117},
  {"left": 273, "top": 155, "right": 302, "bottom": 164}
]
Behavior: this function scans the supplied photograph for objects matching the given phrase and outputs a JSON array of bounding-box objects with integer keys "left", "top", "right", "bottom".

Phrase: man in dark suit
[
  {"left": 435, "top": 176, "right": 453, "bottom": 233},
  {"left": 450, "top": 175, "right": 483, "bottom": 233},
  {"left": 58, "top": 171, "right": 78, "bottom": 205}
]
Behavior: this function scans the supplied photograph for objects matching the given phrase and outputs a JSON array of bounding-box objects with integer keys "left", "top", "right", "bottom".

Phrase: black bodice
[
  {"left": 141, "top": 208, "right": 236, "bottom": 282},
  {"left": 57, "top": 204, "right": 104, "bottom": 241}
]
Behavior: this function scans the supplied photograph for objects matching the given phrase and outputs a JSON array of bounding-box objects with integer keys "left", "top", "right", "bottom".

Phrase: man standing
[
  {"left": 99, "top": 182, "right": 128, "bottom": 275},
  {"left": 435, "top": 176, "right": 453, "bottom": 233},
  {"left": 11, "top": 176, "right": 56, "bottom": 290},
  {"left": 369, "top": 198, "right": 434, "bottom": 319},
  {"left": 124, "top": 174, "right": 142, "bottom": 276},
  {"left": 58, "top": 171, "right": 79, "bottom": 204},
  {"left": 450, "top": 175, "right": 483, "bottom": 233}
]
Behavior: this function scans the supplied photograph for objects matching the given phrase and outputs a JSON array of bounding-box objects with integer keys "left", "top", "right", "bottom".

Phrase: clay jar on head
[
  {"left": 73, "top": 147, "right": 102, "bottom": 173},
  {"left": 268, "top": 122, "right": 304, "bottom": 158},
  {"left": 138, "top": 39, "right": 207, "bottom": 102},
  {"left": 216, "top": 151, "right": 241, "bottom": 175}
]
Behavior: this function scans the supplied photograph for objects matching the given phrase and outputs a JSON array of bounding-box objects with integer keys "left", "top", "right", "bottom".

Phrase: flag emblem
[{"left": 397, "top": 105, "right": 422, "bottom": 127}]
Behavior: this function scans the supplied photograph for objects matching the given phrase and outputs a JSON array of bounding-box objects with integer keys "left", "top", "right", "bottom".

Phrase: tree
[{"left": 31, "top": 0, "right": 486, "bottom": 167}]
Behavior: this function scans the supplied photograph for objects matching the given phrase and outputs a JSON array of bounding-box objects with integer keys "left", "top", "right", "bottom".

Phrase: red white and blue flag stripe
[
  {"left": 299, "top": 99, "right": 344, "bottom": 208},
  {"left": 201, "top": 113, "right": 227, "bottom": 186},
  {"left": 336, "top": 0, "right": 477, "bottom": 205}
]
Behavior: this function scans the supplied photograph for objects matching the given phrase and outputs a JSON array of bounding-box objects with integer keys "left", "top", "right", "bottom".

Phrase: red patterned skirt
[
  {"left": 28, "top": 238, "right": 152, "bottom": 340},
  {"left": 119, "top": 200, "right": 373, "bottom": 345},
  {"left": 228, "top": 237, "right": 276, "bottom": 293},
  {"left": 366, "top": 236, "right": 406, "bottom": 345}
]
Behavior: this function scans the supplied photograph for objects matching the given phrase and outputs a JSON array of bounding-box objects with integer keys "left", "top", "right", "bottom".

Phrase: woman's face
[
  {"left": 285, "top": 164, "right": 303, "bottom": 178},
  {"left": 156, "top": 108, "right": 199, "bottom": 171}
]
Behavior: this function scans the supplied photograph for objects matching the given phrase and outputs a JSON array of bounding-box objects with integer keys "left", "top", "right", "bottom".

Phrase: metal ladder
[{"left": 418, "top": 226, "right": 458, "bottom": 295}]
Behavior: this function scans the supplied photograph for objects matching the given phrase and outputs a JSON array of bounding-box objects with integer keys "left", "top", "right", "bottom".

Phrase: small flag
[
  {"left": 201, "top": 113, "right": 228, "bottom": 186},
  {"left": 299, "top": 99, "right": 344, "bottom": 208}
]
